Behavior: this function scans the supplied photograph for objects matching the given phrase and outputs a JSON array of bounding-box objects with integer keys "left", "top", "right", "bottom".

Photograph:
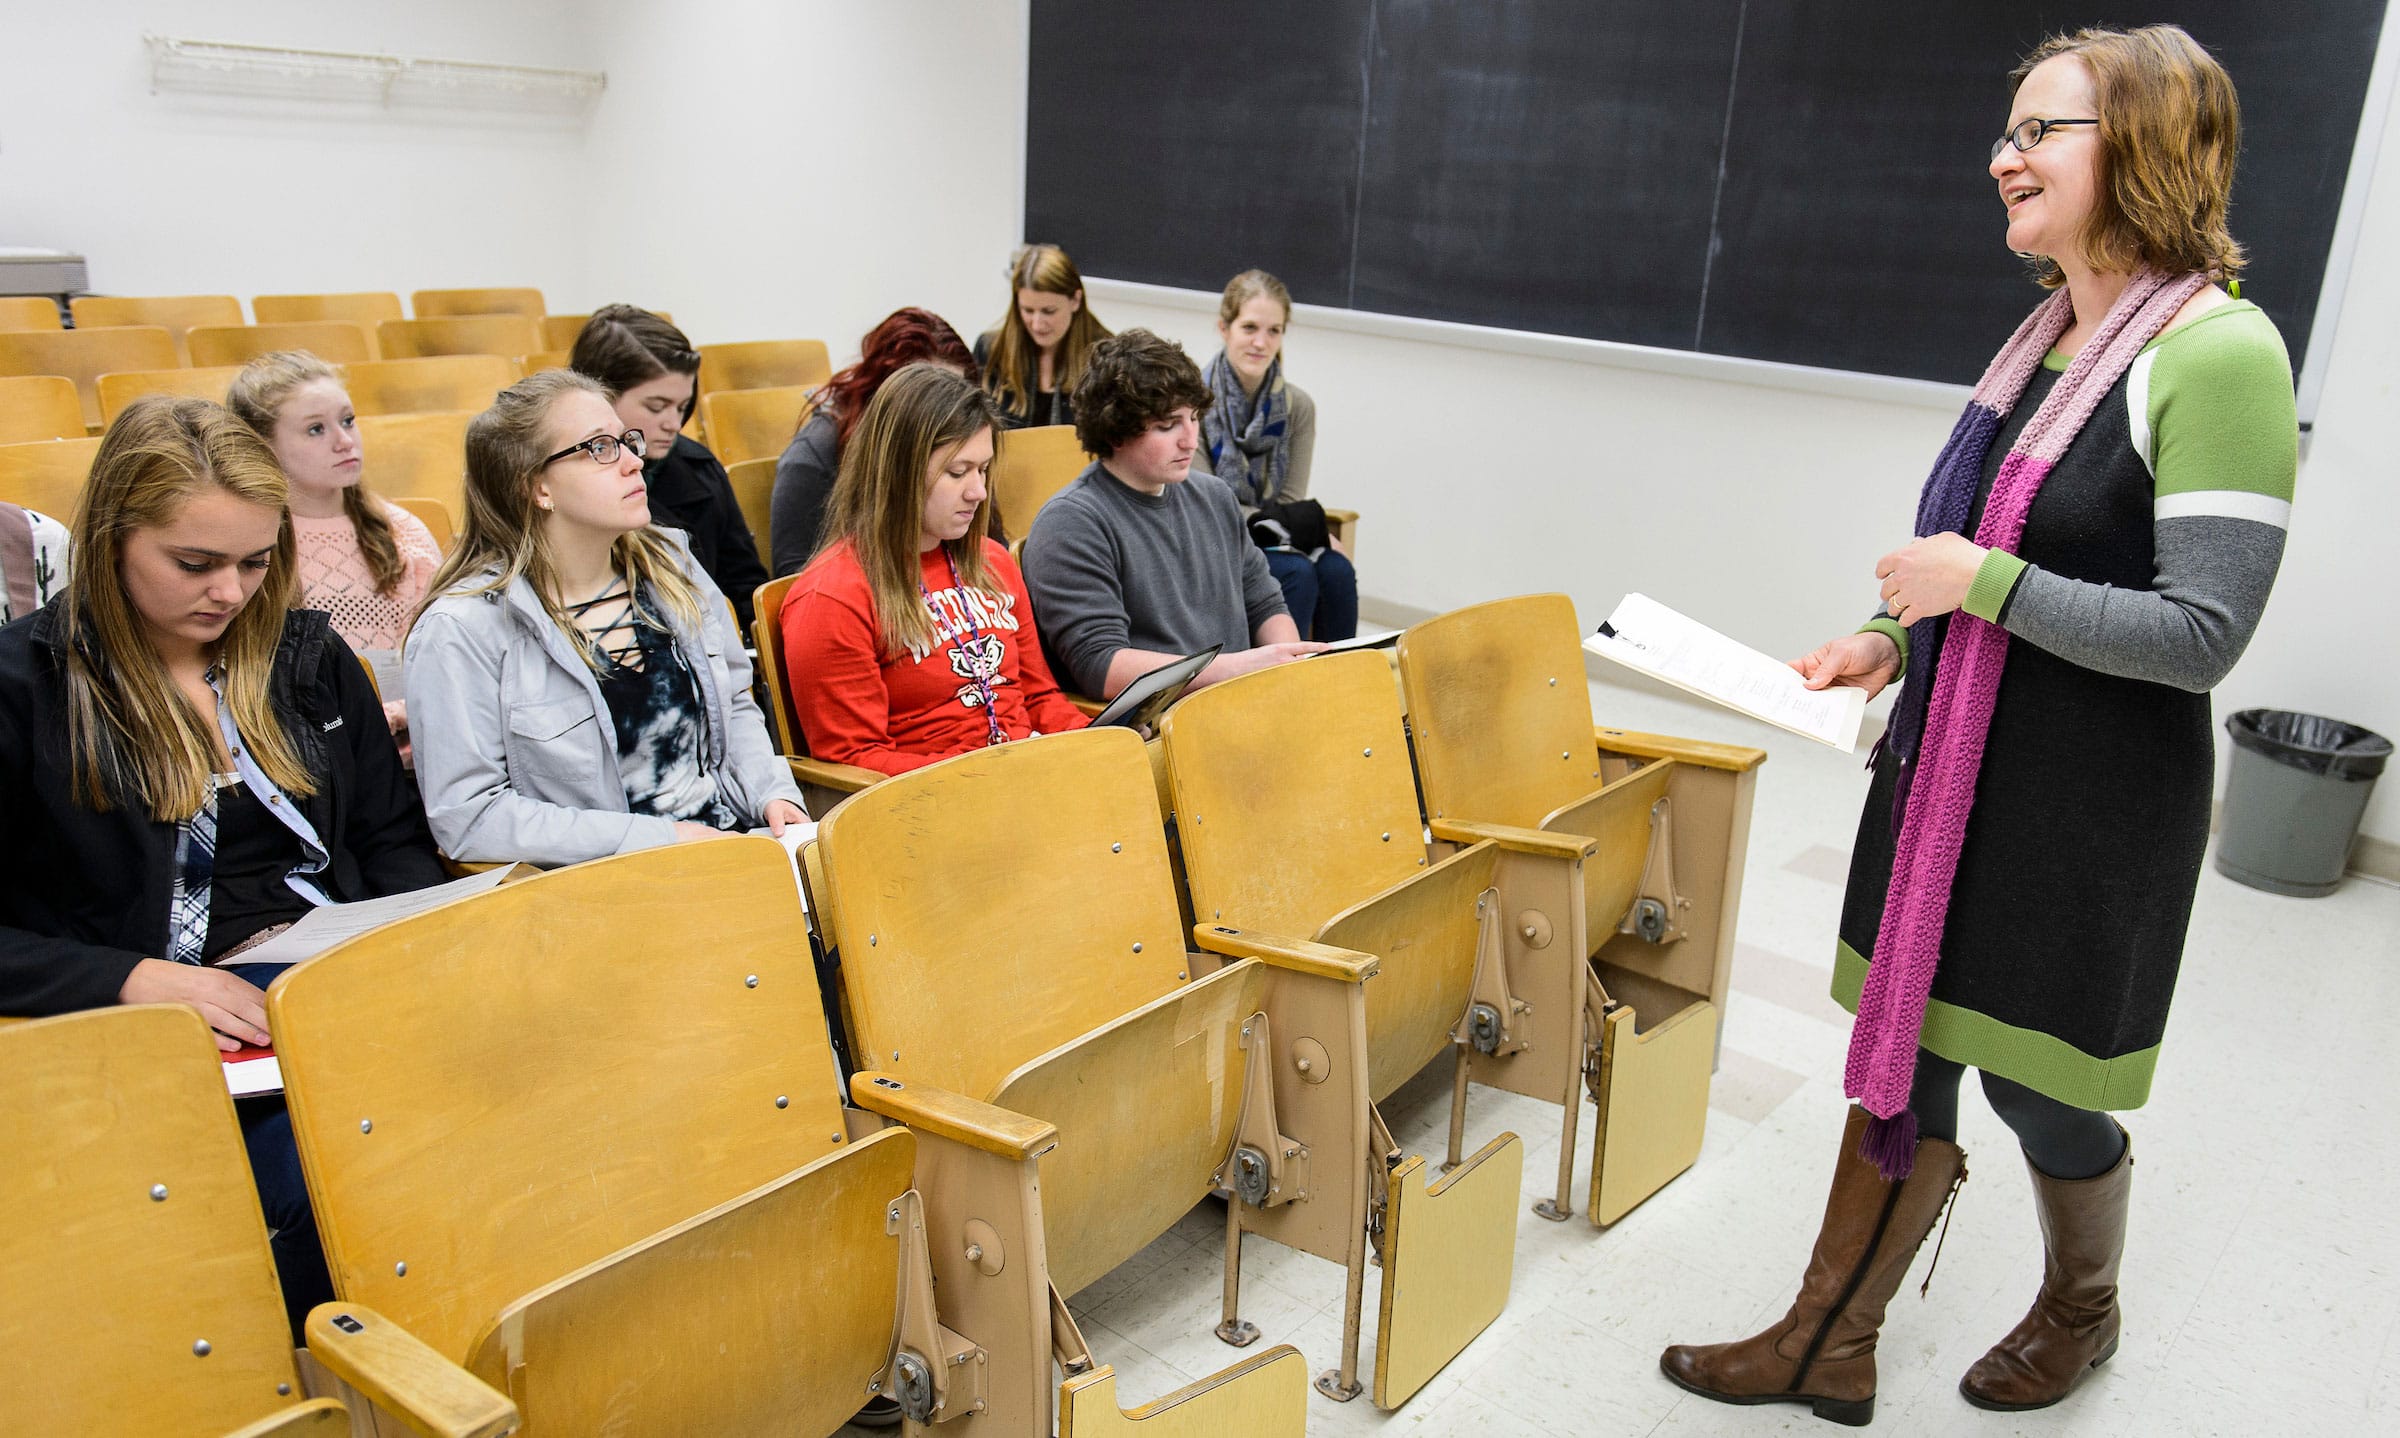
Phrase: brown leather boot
[
  {"left": 1659, "top": 1106, "right": 1966, "bottom": 1427},
  {"left": 1959, "top": 1129, "right": 2131, "bottom": 1411}
]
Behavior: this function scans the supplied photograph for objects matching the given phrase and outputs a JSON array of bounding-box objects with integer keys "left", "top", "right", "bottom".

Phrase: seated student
[
  {"left": 1194, "top": 270, "right": 1358, "bottom": 642},
  {"left": 406, "top": 371, "right": 805, "bottom": 867},
  {"left": 0, "top": 500, "right": 69, "bottom": 622},
  {"left": 569, "top": 304, "right": 770, "bottom": 629},
  {"left": 771, "top": 307, "right": 980, "bottom": 577},
  {"left": 972, "top": 243, "right": 1110, "bottom": 429},
  {"left": 0, "top": 395, "right": 448, "bottom": 1334},
  {"left": 1022, "top": 329, "right": 1326, "bottom": 699},
  {"left": 227, "top": 350, "right": 442, "bottom": 755},
  {"left": 780, "top": 364, "right": 1089, "bottom": 774}
]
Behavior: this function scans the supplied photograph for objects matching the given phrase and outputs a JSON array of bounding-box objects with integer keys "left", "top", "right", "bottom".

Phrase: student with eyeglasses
[
  {"left": 778, "top": 364, "right": 1088, "bottom": 775},
  {"left": 405, "top": 371, "right": 805, "bottom": 867},
  {"left": 568, "top": 304, "right": 770, "bottom": 630},
  {"left": 1663, "top": 26, "right": 2294, "bottom": 1425}
]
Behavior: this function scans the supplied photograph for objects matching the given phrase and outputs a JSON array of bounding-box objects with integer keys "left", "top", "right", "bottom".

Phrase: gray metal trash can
[{"left": 2214, "top": 709, "right": 2390, "bottom": 897}]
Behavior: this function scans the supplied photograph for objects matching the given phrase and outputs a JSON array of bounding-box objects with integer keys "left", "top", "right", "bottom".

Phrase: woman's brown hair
[
  {"left": 226, "top": 349, "right": 408, "bottom": 596},
  {"left": 420, "top": 369, "right": 704, "bottom": 667},
  {"left": 63, "top": 396, "right": 314, "bottom": 818},
  {"left": 568, "top": 304, "right": 701, "bottom": 414},
  {"left": 983, "top": 244, "right": 1112, "bottom": 417},
  {"left": 814, "top": 363, "right": 1003, "bottom": 659},
  {"left": 2012, "top": 25, "right": 2246, "bottom": 288}
]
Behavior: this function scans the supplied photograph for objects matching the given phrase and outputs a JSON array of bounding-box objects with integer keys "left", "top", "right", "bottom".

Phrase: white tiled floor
[{"left": 847, "top": 672, "right": 2400, "bottom": 1435}]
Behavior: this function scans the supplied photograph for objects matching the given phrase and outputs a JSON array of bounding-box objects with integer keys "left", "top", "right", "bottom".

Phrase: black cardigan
[
  {"left": 0, "top": 602, "right": 449, "bottom": 1015},
  {"left": 645, "top": 435, "right": 770, "bottom": 630}
]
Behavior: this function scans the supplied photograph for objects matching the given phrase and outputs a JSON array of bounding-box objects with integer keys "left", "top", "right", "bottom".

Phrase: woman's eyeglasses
[
  {"left": 1992, "top": 117, "right": 2097, "bottom": 162},
  {"left": 540, "top": 429, "right": 649, "bottom": 469}
]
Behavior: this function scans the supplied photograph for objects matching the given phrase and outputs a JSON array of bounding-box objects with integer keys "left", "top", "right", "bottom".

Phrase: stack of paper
[{"left": 1583, "top": 593, "right": 1867, "bottom": 752}]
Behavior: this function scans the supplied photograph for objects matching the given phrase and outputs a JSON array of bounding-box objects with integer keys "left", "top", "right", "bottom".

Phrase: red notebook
[{"left": 221, "top": 1044, "right": 283, "bottom": 1098}]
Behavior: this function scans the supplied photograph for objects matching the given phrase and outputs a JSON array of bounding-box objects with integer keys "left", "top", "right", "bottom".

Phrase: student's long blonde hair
[
  {"left": 420, "top": 369, "right": 702, "bottom": 666},
  {"left": 225, "top": 349, "right": 409, "bottom": 595},
  {"left": 63, "top": 396, "right": 314, "bottom": 819},
  {"left": 815, "top": 363, "right": 1003, "bottom": 659},
  {"left": 983, "top": 244, "right": 1111, "bottom": 418}
]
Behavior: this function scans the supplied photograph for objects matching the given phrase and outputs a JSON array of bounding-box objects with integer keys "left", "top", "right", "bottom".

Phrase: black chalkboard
[{"left": 1024, "top": 1, "right": 2387, "bottom": 388}]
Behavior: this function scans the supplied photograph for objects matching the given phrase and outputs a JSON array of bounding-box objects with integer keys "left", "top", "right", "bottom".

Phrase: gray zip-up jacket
[{"left": 405, "top": 534, "right": 802, "bottom": 866}]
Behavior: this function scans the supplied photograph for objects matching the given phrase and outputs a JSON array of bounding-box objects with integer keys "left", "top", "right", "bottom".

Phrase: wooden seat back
[
  {"left": 254, "top": 292, "right": 406, "bottom": 339},
  {"left": 70, "top": 294, "right": 244, "bottom": 362},
  {"left": 345, "top": 356, "right": 516, "bottom": 417},
  {"left": 3, "top": 1007, "right": 309, "bottom": 1434},
  {"left": 516, "top": 348, "right": 571, "bottom": 374},
  {"left": 537, "top": 313, "right": 588, "bottom": 350},
  {"left": 752, "top": 572, "right": 806, "bottom": 753},
  {"left": 990, "top": 423, "right": 1086, "bottom": 539},
  {"left": 816, "top": 727, "right": 1190, "bottom": 1102},
  {"left": 0, "top": 375, "right": 85, "bottom": 443},
  {"left": 0, "top": 437, "right": 101, "bottom": 519},
  {"left": 96, "top": 366, "right": 244, "bottom": 425},
  {"left": 390, "top": 496, "right": 455, "bottom": 551},
  {"left": 187, "top": 321, "right": 374, "bottom": 369},
  {"left": 411, "top": 287, "right": 545, "bottom": 319},
  {"left": 378, "top": 315, "right": 542, "bottom": 362},
  {"left": 270, "top": 840, "right": 850, "bottom": 1364},
  {"left": 357, "top": 410, "right": 474, "bottom": 519},
  {"left": 0, "top": 326, "right": 177, "bottom": 429},
  {"left": 698, "top": 338, "right": 831, "bottom": 396},
  {"left": 1396, "top": 593, "right": 1602, "bottom": 829},
  {"left": 0, "top": 296, "right": 63, "bottom": 331},
  {"left": 728, "top": 456, "right": 776, "bottom": 568},
  {"left": 696, "top": 383, "right": 813, "bottom": 466}
]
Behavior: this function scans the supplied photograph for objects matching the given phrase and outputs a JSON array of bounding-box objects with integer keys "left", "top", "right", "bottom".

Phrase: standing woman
[
  {"left": 972, "top": 243, "right": 1110, "bottom": 429},
  {"left": 1196, "top": 270, "right": 1356, "bottom": 642},
  {"left": 227, "top": 350, "right": 441, "bottom": 753},
  {"left": 779, "top": 364, "right": 1088, "bottom": 774},
  {"left": 1661, "top": 26, "right": 2294, "bottom": 1424},
  {"left": 569, "top": 304, "right": 771, "bottom": 630},
  {"left": 770, "top": 306, "right": 980, "bottom": 577},
  {"left": 406, "top": 371, "right": 805, "bottom": 867},
  {"left": 0, "top": 396, "right": 450, "bottom": 1334}
]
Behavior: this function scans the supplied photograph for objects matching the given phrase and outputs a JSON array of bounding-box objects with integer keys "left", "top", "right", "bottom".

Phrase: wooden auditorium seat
[
  {"left": 750, "top": 572, "right": 886, "bottom": 814},
  {"left": 516, "top": 348, "right": 571, "bottom": 374},
  {"left": 0, "top": 296, "right": 63, "bottom": 331},
  {"left": 697, "top": 338, "right": 831, "bottom": 397},
  {"left": 0, "top": 437, "right": 103, "bottom": 519},
  {"left": 812, "top": 725, "right": 1448, "bottom": 1415},
  {"left": 187, "top": 321, "right": 375, "bottom": 369},
  {"left": 377, "top": 315, "right": 542, "bottom": 362},
  {"left": 70, "top": 293, "right": 244, "bottom": 363},
  {"left": 1, "top": 1006, "right": 517, "bottom": 1437},
  {"left": 96, "top": 366, "right": 245, "bottom": 426},
  {"left": 695, "top": 383, "right": 813, "bottom": 467},
  {"left": 1397, "top": 593, "right": 1766, "bottom": 1225},
  {"left": 537, "top": 311, "right": 671, "bottom": 351},
  {"left": 343, "top": 356, "right": 517, "bottom": 417},
  {"left": 252, "top": 292, "right": 404, "bottom": 352},
  {"left": 409, "top": 287, "right": 545, "bottom": 319},
  {"left": 269, "top": 838, "right": 1131, "bottom": 1434},
  {"left": 0, "top": 375, "right": 86, "bottom": 444},
  {"left": 989, "top": 422, "right": 1087, "bottom": 539},
  {"left": 389, "top": 496, "right": 455, "bottom": 551},
  {"left": 726, "top": 457, "right": 776, "bottom": 567},
  {"left": 0, "top": 326, "right": 178, "bottom": 430},
  {"left": 355, "top": 410, "right": 474, "bottom": 521}
]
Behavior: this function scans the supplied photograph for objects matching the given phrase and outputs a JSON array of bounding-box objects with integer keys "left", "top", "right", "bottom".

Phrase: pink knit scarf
[{"left": 1848, "top": 268, "right": 2208, "bottom": 1178}]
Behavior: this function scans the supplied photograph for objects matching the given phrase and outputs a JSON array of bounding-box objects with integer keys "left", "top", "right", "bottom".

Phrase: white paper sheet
[
  {"left": 751, "top": 823, "right": 819, "bottom": 916},
  {"left": 224, "top": 865, "right": 521, "bottom": 967},
  {"left": 1583, "top": 593, "right": 1868, "bottom": 752},
  {"left": 222, "top": 1052, "right": 283, "bottom": 1098}
]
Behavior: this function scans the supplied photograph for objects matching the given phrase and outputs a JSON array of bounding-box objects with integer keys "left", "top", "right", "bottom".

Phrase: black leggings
[{"left": 1907, "top": 1048, "right": 2127, "bottom": 1180}]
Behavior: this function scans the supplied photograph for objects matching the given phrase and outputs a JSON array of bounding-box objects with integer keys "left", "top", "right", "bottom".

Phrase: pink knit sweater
[{"left": 291, "top": 502, "right": 441, "bottom": 653}]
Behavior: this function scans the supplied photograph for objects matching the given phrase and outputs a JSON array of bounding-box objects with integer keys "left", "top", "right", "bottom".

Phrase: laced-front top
[{"left": 565, "top": 576, "right": 737, "bottom": 829}]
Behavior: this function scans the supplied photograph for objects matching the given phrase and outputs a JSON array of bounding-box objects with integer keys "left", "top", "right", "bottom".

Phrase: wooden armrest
[
  {"left": 303, "top": 1303, "right": 518, "bottom": 1438},
  {"left": 850, "top": 1072, "right": 1059, "bottom": 1159},
  {"left": 222, "top": 1398, "right": 351, "bottom": 1438},
  {"left": 1068, "top": 693, "right": 1106, "bottom": 718},
  {"left": 785, "top": 754, "right": 882, "bottom": 794},
  {"left": 438, "top": 857, "right": 513, "bottom": 878},
  {"left": 1593, "top": 726, "right": 1768, "bottom": 773},
  {"left": 1321, "top": 507, "right": 1358, "bottom": 525},
  {"left": 1193, "top": 924, "right": 1378, "bottom": 983},
  {"left": 1429, "top": 818, "right": 1597, "bottom": 859}
]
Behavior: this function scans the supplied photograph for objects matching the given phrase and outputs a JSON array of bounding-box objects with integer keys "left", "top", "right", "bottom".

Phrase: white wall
[
  {"left": 1090, "top": 88, "right": 2400, "bottom": 851},
  {"left": 0, "top": 0, "right": 1029, "bottom": 366}
]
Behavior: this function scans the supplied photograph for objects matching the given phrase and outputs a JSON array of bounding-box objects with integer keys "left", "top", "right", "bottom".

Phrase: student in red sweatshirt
[{"left": 779, "top": 363, "right": 1089, "bottom": 774}]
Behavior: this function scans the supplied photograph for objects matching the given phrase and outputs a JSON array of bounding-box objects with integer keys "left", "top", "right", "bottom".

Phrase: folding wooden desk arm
[
  {"left": 787, "top": 752, "right": 884, "bottom": 796},
  {"left": 1193, "top": 923, "right": 1380, "bottom": 983},
  {"left": 1593, "top": 727, "right": 1768, "bottom": 773},
  {"left": 302, "top": 1304, "right": 518, "bottom": 1438},
  {"left": 850, "top": 1071, "right": 1060, "bottom": 1160},
  {"left": 1425, "top": 818, "right": 1598, "bottom": 861}
]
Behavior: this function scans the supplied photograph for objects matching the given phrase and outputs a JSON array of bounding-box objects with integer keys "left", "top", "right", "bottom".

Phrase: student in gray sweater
[{"left": 1022, "top": 330, "right": 1325, "bottom": 699}]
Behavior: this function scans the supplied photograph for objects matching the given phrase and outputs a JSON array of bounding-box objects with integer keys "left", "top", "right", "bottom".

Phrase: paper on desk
[
  {"left": 1584, "top": 593, "right": 1867, "bottom": 752},
  {"left": 223, "top": 865, "right": 520, "bottom": 967}
]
